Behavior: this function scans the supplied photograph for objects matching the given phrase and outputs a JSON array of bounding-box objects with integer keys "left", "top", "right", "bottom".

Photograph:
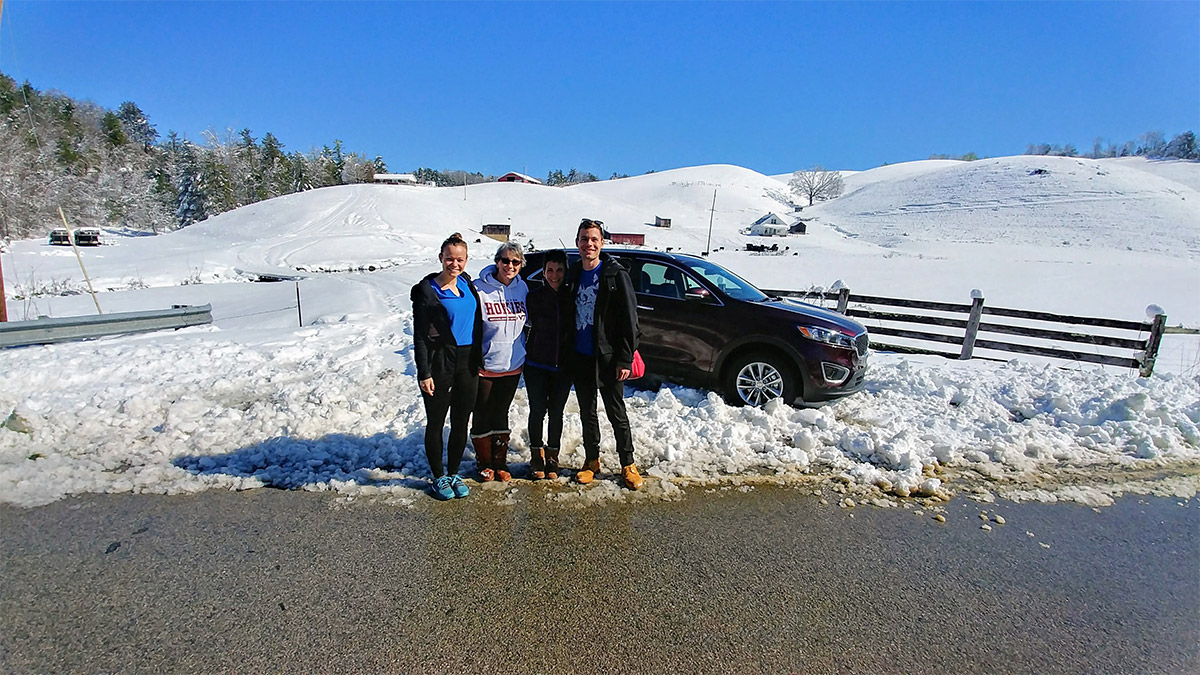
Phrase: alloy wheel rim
[{"left": 736, "top": 362, "right": 784, "bottom": 406}]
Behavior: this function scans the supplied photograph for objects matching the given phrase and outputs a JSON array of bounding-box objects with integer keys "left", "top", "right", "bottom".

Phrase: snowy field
[{"left": 2, "top": 156, "right": 1198, "bottom": 508}]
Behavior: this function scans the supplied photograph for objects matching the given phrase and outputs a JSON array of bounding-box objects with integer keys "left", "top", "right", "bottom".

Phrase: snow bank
[{"left": 2, "top": 314, "right": 1197, "bottom": 508}]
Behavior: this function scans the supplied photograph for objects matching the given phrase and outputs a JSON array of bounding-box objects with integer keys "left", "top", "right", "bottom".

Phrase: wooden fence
[{"left": 761, "top": 287, "right": 1198, "bottom": 377}]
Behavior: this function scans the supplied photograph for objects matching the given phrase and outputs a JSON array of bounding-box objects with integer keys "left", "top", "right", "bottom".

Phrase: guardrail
[
  {"left": 761, "top": 288, "right": 1198, "bottom": 377},
  {"left": 0, "top": 305, "right": 213, "bottom": 348}
]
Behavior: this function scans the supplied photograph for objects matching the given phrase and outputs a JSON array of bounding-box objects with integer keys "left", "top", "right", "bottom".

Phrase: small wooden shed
[
  {"left": 654, "top": 216, "right": 672, "bottom": 228},
  {"left": 482, "top": 224, "right": 511, "bottom": 242}
]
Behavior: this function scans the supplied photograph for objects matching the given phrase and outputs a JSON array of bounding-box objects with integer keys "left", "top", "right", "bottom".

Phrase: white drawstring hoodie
[{"left": 472, "top": 264, "right": 529, "bottom": 374}]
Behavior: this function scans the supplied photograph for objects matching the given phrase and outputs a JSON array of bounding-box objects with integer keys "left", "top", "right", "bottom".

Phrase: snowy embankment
[
  {"left": 2, "top": 307, "right": 1197, "bottom": 509},
  {"left": 2, "top": 156, "right": 1198, "bottom": 508}
]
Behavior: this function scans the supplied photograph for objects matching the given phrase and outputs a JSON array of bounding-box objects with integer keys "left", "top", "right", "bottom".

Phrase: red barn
[
  {"left": 609, "top": 233, "right": 645, "bottom": 246},
  {"left": 497, "top": 172, "right": 542, "bottom": 185}
]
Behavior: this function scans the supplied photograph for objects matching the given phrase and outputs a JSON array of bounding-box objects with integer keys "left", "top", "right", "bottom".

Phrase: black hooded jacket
[
  {"left": 410, "top": 272, "right": 484, "bottom": 381},
  {"left": 525, "top": 280, "right": 572, "bottom": 370},
  {"left": 566, "top": 252, "right": 639, "bottom": 370}
]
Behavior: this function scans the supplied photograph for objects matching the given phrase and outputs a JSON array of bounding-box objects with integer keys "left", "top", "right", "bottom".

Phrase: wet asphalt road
[{"left": 0, "top": 485, "right": 1197, "bottom": 674}]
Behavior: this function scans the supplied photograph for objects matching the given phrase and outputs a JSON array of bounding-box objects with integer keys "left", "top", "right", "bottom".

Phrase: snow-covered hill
[
  {"left": 2, "top": 156, "right": 1198, "bottom": 509},
  {"left": 806, "top": 155, "right": 1200, "bottom": 255}
]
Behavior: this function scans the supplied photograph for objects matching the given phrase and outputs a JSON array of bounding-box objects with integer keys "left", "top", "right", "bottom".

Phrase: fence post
[
  {"left": 836, "top": 287, "right": 850, "bottom": 314},
  {"left": 960, "top": 293, "right": 985, "bottom": 360},
  {"left": 296, "top": 282, "right": 303, "bottom": 327},
  {"left": 1139, "top": 313, "right": 1167, "bottom": 377}
]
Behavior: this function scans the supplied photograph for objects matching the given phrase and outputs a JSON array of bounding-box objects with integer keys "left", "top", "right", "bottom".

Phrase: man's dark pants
[{"left": 571, "top": 352, "right": 635, "bottom": 467}]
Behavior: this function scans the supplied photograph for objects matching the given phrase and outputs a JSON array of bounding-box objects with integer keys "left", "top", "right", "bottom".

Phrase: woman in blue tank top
[{"left": 410, "top": 233, "right": 484, "bottom": 500}]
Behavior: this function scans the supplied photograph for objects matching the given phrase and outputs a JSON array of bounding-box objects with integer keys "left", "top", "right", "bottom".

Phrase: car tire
[{"left": 724, "top": 351, "right": 798, "bottom": 407}]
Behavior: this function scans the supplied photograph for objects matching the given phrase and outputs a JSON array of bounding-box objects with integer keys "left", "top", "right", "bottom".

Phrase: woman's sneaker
[
  {"left": 433, "top": 476, "right": 455, "bottom": 501},
  {"left": 449, "top": 475, "right": 470, "bottom": 499}
]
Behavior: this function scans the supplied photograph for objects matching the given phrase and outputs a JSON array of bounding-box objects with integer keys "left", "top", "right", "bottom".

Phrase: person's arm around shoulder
[{"left": 465, "top": 272, "right": 486, "bottom": 372}]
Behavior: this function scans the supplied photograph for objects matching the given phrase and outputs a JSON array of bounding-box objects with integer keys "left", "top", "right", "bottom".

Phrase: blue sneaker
[
  {"left": 433, "top": 476, "right": 454, "bottom": 500},
  {"left": 449, "top": 475, "right": 470, "bottom": 499}
]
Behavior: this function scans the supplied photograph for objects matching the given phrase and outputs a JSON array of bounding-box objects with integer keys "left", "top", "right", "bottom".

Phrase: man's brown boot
[
  {"left": 492, "top": 433, "right": 512, "bottom": 482},
  {"left": 472, "top": 436, "right": 494, "bottom": 482},
  {"left": 544, "top": 447, "right": 560, "bottom": 480},
  {"left": 622, "top": 463, "right": 644, "bottom": 491},
  {"left": 529, "top": 446, "right": 546, "bottom": 480},
  {"left": 575, "top": 458, "right": 601, "bottom": 485}
]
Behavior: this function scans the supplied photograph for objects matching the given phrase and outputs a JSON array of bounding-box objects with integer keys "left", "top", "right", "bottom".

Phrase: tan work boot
[
  {"left": 472, "top": 436, "right": 494, "bottom": 482},
  {"left": 621, "top": 464, "right": 644, "bottom": 491},
  {"left": 575, "top": 458, "right": 601, "bottom": 485}
]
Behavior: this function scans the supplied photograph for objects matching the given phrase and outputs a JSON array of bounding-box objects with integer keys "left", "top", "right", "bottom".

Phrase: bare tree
[{"left": 789, "top": 166, "right": 845, "bottom": 206}]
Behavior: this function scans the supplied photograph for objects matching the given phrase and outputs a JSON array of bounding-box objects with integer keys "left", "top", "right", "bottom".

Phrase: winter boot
[
  {"left": 472, "top": 435, "right": 494, "bottom": 482},
  {"left": 575, "top": 458, "right": 601, "bottom": 485},
  {"left": 621, "top": 463, "right": 644, "bottom": 491},
  {"left": 492, "top": 432, "right": 512, "bottom": 482},
  {"left": 529, "top": 446, "right": 546, "bottom": 480},
  {"left": 544, "top": 447, "right": 560, "bottom": 481}
]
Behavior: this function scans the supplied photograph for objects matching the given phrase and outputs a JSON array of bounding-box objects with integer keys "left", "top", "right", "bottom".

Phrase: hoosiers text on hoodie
[{"left": 472, "top": 264, "right": 530, "bottom": 374}]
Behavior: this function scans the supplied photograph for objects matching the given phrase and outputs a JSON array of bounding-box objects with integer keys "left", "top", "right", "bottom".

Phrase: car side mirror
[{"left": 684, "top": 287, "right": 713, "bottom": 302}]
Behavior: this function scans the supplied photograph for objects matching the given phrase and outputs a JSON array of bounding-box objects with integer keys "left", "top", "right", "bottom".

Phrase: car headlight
[{"left": 797, "top": 325, "right": 856, "bottom": 350}]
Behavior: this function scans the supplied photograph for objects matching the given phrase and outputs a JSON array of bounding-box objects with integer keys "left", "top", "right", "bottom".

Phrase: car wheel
[{"left": 725, "top": 351, "right": 797, "bottom": 407}]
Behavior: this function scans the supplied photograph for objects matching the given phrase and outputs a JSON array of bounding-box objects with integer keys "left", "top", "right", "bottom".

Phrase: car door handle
[{"left": 636, "top": 305, "right": 654, "bottom": 311}]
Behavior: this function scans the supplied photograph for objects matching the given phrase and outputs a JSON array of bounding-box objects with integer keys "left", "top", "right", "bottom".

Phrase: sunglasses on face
[{"left": 498, "top": 258, "right": 522, "bottom": 266}]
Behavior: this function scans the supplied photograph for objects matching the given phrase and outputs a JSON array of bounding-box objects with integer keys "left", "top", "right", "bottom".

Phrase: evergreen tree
[
  {"left": 1161, "top": 131, "right": 1197, "bottom": 159},
  {"left": 260, "top": 132, "right": 289, "bottom": 197},
  {"left": 116, "top": 101, "right": 158, "bottom": 150},
  {"left": 101, "top": 111, "right": 127, "bottom": 147},
  {"left": 174, "top": 142, "right": 208, "bottom": 227}
]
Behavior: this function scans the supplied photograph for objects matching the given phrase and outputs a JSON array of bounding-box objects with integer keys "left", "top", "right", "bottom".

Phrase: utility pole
[
  {"left": 0, "top": 241, "right": 7, "bottom": 322},
  {"left": 0, "top": 0, "right": 8, "bottom": 322},
  {"left": 705, "top": 189, "right": 717, "bottom": 255}
]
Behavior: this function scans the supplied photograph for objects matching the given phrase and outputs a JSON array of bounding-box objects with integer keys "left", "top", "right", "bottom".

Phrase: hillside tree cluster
[
  {"left": 0, "top": 72, "right": 385, "bottom": 240},
  {"left": 545, "top": 168, "right": 599, "bottom": 185},
  {"left": 412, "top": 168, "right": 494, "bottom": 187},
  {"left": 1026, "top": 130, "right": 1198, "bottom": 160}
]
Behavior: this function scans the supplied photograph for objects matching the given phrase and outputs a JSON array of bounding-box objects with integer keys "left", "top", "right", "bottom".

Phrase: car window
[
  {"left": 627, "top": 261, "right": 706, "bottom": 300},
  {"left": 683, "top": 258, "right": 768, "bottom": 302}
]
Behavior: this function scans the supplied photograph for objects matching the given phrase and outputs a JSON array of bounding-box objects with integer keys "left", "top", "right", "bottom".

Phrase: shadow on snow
[{"left": 174, "top": 430, "right": 441, "bottom": 491}]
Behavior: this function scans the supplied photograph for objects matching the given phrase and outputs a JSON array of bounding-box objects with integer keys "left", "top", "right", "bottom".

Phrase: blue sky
[{"left": 1, "top": 1, "right": 1196, "bottom": 177}]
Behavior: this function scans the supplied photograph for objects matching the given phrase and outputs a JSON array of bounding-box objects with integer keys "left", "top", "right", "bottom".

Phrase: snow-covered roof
[
  {"left": 751, "top": 213, "right": 787, "bottom": 226},
  {"left": 498, "top": 171, "right": 543, "bottom": 185},
  {"left": 374, "top": 173, "right": 417, "bottom": 182}
]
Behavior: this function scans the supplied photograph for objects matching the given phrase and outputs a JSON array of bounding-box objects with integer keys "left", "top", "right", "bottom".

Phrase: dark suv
[{"left": 522, "top": 249, "right": 869, "bottom": 406}]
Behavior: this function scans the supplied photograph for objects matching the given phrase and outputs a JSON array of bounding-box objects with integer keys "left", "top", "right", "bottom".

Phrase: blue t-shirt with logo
[
  {"left": 574, "top": 262, "right": 601, "bottom": 355},
  {"left": 432, "top": 276, "right": 477, "bottom": 346}
]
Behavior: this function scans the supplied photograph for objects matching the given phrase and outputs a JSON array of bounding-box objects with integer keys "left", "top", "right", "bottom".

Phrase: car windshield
[{"left": 682, "top": 258, "right": 769, "bottom": 302}]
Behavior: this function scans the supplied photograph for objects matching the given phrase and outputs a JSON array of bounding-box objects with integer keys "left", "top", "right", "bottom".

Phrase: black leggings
[
  {"left": 470, "top": 373, "right": 521, "bottom": 438},
  {"left": 421, "top": 345, "right": 478, "bottom": 478},
  {"left": 525, "top": 364, "right": 572, "bottom": 449}
]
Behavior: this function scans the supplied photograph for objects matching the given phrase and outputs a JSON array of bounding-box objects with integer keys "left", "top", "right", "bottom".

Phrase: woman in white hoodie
[{"left": 469, "top": 241, "right": 530, "bottom": 481}]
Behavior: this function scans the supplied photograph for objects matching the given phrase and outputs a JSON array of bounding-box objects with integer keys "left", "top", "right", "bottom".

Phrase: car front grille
[{"left": 855, "top": 332, "right": 869, "bottom": 357}]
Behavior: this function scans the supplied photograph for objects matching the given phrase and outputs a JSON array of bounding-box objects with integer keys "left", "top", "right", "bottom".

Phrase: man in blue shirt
[{"left": 568, "top": 218, "right": 643, "bottom": 490}]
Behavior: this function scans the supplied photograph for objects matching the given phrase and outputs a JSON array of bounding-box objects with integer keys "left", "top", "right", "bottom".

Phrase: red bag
[{"left": 630, "top": 350, "right": 645, "bottom": 379}]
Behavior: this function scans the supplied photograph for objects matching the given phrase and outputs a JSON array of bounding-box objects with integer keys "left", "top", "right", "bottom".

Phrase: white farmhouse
[
  {"left": 749, "top": 213, "right": 789, "bottom": 236},
  {"left": 373, "top": 173, "right": 419, "bottom": 185}
]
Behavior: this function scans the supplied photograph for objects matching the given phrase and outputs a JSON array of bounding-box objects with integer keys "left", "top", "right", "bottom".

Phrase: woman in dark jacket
[
  {"left": 411, "top": 233, "right": 484, "bottom": 500},
  {"left": 522, "top": 249, "right": 573, "bottom": 480}
]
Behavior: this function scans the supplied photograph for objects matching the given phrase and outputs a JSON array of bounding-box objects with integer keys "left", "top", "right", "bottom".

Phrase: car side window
[{"left": 635, "top": 262, "right": 698, "bottom": 300}]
